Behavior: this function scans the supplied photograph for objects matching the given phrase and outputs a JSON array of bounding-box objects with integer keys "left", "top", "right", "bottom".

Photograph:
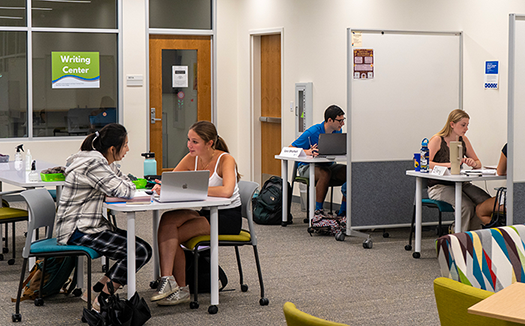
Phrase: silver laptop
[
  {"left": 317, "top": 133, "right": 347, "bottom": 156},
  {"left": 155, "top": 171, "right": 209, "bottom": 202}
]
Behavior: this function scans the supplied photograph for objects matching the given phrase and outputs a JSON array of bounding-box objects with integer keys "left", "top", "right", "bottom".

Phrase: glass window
[
  {"left": 0, "top": 31, "right": 27, "bottom": 138},
  {"left": 0, "top": 0, "right": 26, "bottom": 27},
  {"left": 150, "top": 0, "right": 211, "bottom": 30},
  {"left": 32, "top": 32, "right": 117, "bottom": 137},
  {"left": 32, "top": 0, "right": 116, "bottom": 29}
]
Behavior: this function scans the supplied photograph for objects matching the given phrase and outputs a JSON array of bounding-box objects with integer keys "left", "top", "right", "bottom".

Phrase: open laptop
[
  {"left": 155, "top": 170, "right": 209, "bottom": 202},
  {"left": 317, "top": 133, "right": 347, "bottom": 157}
]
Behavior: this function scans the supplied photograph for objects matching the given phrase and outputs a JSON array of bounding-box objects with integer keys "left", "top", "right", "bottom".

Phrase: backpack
[
  {"left": 253, "top": 176, "right": 292, "bottom": 225},
  {"left": 309, "top": 212, "right": 346, "bottom": 236},
  {"left": 184, "top": 249, "right": 228, "bottom": 294},
  {"left": 11, "top": 257, "right": 77, "bottom": 302}
]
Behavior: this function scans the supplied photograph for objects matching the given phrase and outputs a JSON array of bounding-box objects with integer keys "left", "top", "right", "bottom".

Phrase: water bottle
[
  {"left": 420, "top": 138, "right": 429, "bottom": 173},
  {"left": 141, "top": 152, "right": 157, "bottom": 177}
]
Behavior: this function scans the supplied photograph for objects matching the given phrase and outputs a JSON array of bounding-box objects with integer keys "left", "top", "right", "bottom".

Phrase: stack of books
[{"left": 105, "top": 190, "right": 153, "bottom": 205}]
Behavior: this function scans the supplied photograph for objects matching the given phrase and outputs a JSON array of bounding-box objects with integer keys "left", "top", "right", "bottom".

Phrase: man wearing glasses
[{"left": 290, "top": 105, "right": 347, "bottom": 217}]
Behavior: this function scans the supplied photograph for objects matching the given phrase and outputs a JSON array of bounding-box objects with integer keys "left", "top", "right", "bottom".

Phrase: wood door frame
[
  {"left": 148, "top": 34, "right": 214, "bottom": 174},
  {"left": 250, "top": 28, "right": 284, "bottom": 186}
]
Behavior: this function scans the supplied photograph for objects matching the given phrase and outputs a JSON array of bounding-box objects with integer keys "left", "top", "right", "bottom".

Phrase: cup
[
  {"left": 414, "top": 153, "right": 421, "bottom": 172},
  {"left": 449, "top": 141, "right": 463, "bottom": 175}
]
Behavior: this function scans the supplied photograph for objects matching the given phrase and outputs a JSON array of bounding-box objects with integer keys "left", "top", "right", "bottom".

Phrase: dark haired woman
[
  {"left": 151, "top": 120, "right": 241, "bottom": 306},
  {"left": 55, "top": 123, "right": 152, "bottom": 311}
]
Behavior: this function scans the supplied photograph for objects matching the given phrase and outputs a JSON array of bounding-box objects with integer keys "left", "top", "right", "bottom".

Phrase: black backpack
[
  {"left": 253, "top": 176, "right": 292, "bottom": 225},
  {"left": 185, "top": 249, "right": 228, "bottom": 294}
]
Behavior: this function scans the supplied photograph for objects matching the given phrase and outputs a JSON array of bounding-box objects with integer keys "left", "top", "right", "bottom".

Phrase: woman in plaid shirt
[{"left": 55, "top": 123, "right": 152, "bottom": 310}]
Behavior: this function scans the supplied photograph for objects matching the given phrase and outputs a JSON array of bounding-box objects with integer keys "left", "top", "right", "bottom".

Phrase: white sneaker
[
  {"left": 151, "top": 276, "right": 179, "bottom": 302},
  {"left": 157, "top": 285, "right": 190, "bottom": 306}
]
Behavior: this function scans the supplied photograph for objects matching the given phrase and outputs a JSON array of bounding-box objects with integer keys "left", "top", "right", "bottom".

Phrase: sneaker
[
  {"left": 91, "top": 294, "right": 102, "bottom": 313},
  {"left": 151, "top": 276, "right": 179, "bottom": 302},
  {"left": 157, "top": 286, "right": 190, "bottom": 306}
]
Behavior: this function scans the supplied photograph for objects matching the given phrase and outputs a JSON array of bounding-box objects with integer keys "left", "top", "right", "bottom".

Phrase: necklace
[{"left": 200, "top": 151, "right": 215, "bottom": 170}]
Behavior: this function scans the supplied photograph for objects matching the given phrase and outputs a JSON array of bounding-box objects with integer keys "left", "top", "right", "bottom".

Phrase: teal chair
[{"left": 12, "top": 188, "right": 101, "bottom": 323}]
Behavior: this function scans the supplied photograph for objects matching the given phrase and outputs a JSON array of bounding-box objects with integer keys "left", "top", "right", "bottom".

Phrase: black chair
[
  {"left": 183, "top": 180, "right": 269, "bottom": 311},
  {"left": 290, "top": 163, "right": 345, "bottom": 223},
  {"left": 12, "top": 188, "right": 101, "bottom": 323}
]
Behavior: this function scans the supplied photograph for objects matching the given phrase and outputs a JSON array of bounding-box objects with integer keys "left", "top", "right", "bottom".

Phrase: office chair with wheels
[
  {"left": 183, "top": 180, "right": 269, "bottom": 310},
  {"left": 291, "top": 163, "right": 345, "bottom": 223},
  {"left": 12, "top": 188, "right": 101, "bottom": 323},
  {"left": 405, "top": 179, "right": 454, "bottom": 256},
  {"left": 283, "top": 302, "right": 349, "bottom": 326},
  {"left": 0, "top": 191, "right": 29, "bottom": 265}
]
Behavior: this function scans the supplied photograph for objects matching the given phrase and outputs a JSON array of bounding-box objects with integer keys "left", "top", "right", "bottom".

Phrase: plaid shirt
[{"left": 55, "top": 151, "right": 135, "bottom": 245}]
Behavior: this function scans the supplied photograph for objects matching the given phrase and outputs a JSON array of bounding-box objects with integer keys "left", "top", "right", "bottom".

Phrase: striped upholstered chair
[{"left": 436, "top": 225, "right": 525, "bottom": 292}]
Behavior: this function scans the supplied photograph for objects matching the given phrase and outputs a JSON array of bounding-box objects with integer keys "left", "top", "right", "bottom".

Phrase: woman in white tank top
[{"left": 150, "top": 121, "right": 242, "bottom": 306}]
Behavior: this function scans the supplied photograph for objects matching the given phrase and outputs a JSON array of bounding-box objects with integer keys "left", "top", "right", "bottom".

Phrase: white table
[
  {"left": 275, "top": 155, "right": 372, "bottom": 246},
  {"left": 104, "top": 196, "right": 231, "bottom": 313},
  {"left": 406, "top": 170, "right": 505, "bottom": 258}
]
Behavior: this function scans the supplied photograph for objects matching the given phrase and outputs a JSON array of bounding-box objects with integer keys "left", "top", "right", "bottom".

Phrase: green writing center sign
[{"left": 52, "top": 52, "right": 100, "bottom": 89}]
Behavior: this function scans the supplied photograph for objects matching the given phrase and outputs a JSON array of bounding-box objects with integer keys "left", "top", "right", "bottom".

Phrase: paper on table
[{"left": 106, "top": 190, "right": 152, "bottom": 204}]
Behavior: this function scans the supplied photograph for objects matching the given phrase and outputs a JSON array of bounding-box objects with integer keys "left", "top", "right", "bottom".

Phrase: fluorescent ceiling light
[
  {"left": 37, "top": 0, "right": 92, "bottom": 3},
  {"left": 0, "top": 15, "right": 23, "bottom": 20}
]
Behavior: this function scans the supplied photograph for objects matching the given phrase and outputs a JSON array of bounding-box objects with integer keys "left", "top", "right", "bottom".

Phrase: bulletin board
[{"left": 346, "top": 29, "right": 463, "bottom": 228}]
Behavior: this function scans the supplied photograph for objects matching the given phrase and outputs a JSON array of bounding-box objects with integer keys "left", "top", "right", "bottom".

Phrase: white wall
[
  {"left": 219, "top": 0, "right": 523, "bottom": 183},
  {"left": 2, "top": 0, "right": 524, "bottom": 191}
]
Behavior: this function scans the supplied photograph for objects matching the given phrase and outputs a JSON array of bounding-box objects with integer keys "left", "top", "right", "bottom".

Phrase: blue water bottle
[
  {"left": 141, "top": 152, "right": 157, "bottom": 177},
  {"left": 420, "top": 138, "right": 429, "bottom": 173}
]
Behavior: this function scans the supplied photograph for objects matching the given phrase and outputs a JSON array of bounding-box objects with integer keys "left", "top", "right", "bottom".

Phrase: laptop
[
  {"left": 155, "top": 171, "right": 210, "bottom": 202},
  {"left": 317, "top": 133, "right": 347, "bottom": 157}
]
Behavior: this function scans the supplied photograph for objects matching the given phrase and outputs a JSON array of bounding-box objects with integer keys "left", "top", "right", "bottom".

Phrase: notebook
[
  {"left": 317, "top": 133, "right": 347, "bottom": 157},
  {"left": 154, "top": 170, "right": 210, "bottom": 202}
]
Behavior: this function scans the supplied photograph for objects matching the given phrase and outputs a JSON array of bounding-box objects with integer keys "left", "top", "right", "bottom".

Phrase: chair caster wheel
[
  {"left": 208, "top": 305, "right": 218, "bottom": 314},
  {"left": 303, "top": 218, "right": 309, "bottom": 223},
  {"left": 190, "top": 301, "right": 199, "bottom": 309},
  {"left": 2, "top": 247, "right": 8, "bottom": 253},
  {"left": 0, "top": 253, "right": 3, "bottom": 261},
  {"left": 405, "top": 244, "right": 412, "bottom": 251},
  {"left": 413, "top": 252, "right": 421, "bottom": 259},
  {"left": 72, "top": 288, "right": 82, "bottom": 297},
  {"left": 12, "top": 313, "right": 22, "bottom": 322},
  {"left": 383, "top": 232, "right": 389, "bottom": 238},
  {"left": 335, "top": 232, "right": 345, "bottom": 241},
  {"left": 101, "top": 264, "right": 107, "bottom": 273},
  {"left": 281, "top": 222, "right": 288, "bottom": 227},
  {"left": 307, "top": 227, "right": 314, "bottom": 235},
  {"left": 241, "top": 284, "right": 248, "bottom": 292},
  {"left": 362, "top": 239, "right": 373, "bottom": 249},
  {"left": 149, "top": 280, "right": 159, "bottom": 289},
  {"left": 34, "top": 297, "right": 44, "bottom": 306},
  {"left": 259, "top": 297, "right": 269, "bottom": 306},
  {"left": 8, "top": 258, "right": 15, "bottom": 265}
]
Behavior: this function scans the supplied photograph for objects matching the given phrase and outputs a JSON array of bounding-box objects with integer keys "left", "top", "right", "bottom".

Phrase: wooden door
[
  {"left": 149, "top": 35, "right": 211, "bottom": 174},
  {"left": 260, "top": 34, "right": 281, "bottom": 180}
]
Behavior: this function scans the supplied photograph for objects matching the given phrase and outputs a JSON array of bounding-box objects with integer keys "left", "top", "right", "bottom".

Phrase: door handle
[
  {"left": 259, "top": 116, "right": 281, "bottom": 123},
  {"left": 150, "top": 108, "right": 162, "bottom": 124}
]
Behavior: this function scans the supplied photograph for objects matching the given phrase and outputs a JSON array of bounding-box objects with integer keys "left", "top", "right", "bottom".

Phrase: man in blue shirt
[{"left": 291, "top": 105, "right": 347, "bottom": 216}]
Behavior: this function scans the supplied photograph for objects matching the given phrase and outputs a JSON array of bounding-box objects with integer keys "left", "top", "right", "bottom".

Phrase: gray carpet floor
[{"left": 0, "top": 200, "right": 443, "bottom": 325}]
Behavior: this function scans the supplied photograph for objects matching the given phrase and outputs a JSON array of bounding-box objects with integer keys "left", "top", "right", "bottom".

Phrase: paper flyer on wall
[
  {"left": 484, "top": 61, "right": 498, "bottom": 89},
  {"left": 353, "top": 49, "right": 374, "bottom": 79}
]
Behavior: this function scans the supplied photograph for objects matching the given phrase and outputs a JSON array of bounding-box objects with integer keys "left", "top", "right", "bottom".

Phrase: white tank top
[{"left": 195, "top": 152, "right": 241, "bottom": 209}]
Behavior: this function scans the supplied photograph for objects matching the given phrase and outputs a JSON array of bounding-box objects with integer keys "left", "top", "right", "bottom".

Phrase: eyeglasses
[{"left": 334, "top": 118, "right": 345, "bottom": 123}]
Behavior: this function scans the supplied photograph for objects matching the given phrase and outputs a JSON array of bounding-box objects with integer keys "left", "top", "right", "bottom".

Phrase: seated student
[
  {"left": 151, "top": 120, "right": 241, "bottom": 306},
  {"left": 55, "top": 123, "right": 152, "bottom": 311},
  {"left": 476, "top": 143, "right": 507, "bottom": 225},
  {"left": 428, "top": 109, "right": 490, "bottom": 232},
  {"left": 290, "top": 105, "right": 347, "bottom": 216}
]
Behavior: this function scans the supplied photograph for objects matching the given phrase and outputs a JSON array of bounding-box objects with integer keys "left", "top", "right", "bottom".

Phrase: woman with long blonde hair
[{"left": 427, "top": 109, "right": 490, "bottom": 232}]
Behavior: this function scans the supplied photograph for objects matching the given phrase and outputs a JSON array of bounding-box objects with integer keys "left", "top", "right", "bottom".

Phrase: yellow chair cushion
[
  {"left": 283, "top": 302, "right": 349, "bottom": 326},
  {"left": 0, "top": 207, "right": 28, "bottom": 220},
  {"left": 184, "top": 230, "right": 251, "bottom": 250}
]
